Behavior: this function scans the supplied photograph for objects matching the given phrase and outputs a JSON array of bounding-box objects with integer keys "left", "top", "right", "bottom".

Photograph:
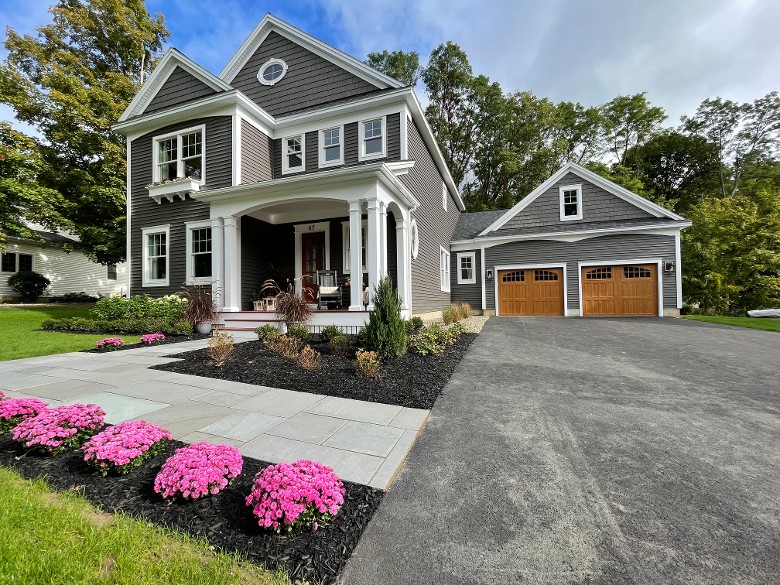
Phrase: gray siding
[
  {"left": 450, "top": 250, "right": 482, "bottom": 308},
  {"left": 129, "top": 116, "right": 232, "bottom": 296},
  {"left": 241, "top": 119, "right": 273, "bottom": 183},
  {"left": 500, "top": 172, "right": 654, "bottom": 232},
  {"left": 144, "top": 67, "right": 218, "bottom": 114},
  {"left": 401, "top": 119, "right": 460, "bottom": 314},
  {"left": 483, "top": 233, "right": 677, "bottom": 311},
  {"left": 230, "top": 31, "right": 377, "bottom": 117}
]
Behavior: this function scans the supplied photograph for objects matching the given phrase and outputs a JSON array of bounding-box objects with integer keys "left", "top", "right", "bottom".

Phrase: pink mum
[
  {"left": 154, "top": 442, "right": 243, "bottom": 500},
  {"left": 140, "top": 333, "right": 166, "bottom": 345},
  {"left": 0, "top": 397, "right": 49, "bottom": 433},
  {"left": 82, "top": 420, "right": 172, "bottom": 476},
  {"left": 12, "top": 403, "right": 105, "bottom": 454}
]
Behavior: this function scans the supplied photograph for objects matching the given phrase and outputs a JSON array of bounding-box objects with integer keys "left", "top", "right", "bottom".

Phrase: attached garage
[
  {"left": 497, "top": 266, "right": 564, "bottom": 316},
  {"left": 580, "top": 262, "right": 660, "bottom": 317}
]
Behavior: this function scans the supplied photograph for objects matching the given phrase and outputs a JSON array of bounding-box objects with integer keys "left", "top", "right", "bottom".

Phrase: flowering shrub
[
  {"left": 12, "top": 404, "right": 105, "bottom": 454},
  {"left": 140, "top": 333, "right": 166, "bottom": 345},
  {"left": 154, "top": 442, "right": 243, "bottom": 500},
  {"left": 0, "top": 397, "right": 48, "bottom": 434},
  {"left": 82, "top": 421, "right": 172, "bottom": 476},
  {"left": 246, "top": 459, "right": 346, "bottom": 533},
  {"left": 96, "top": 337, "right": 124, "bottom": 351}
]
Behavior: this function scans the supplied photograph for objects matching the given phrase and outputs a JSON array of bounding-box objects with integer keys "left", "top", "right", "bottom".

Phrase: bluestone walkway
[{"left": 0, "top": 340, "right": 428, "bottom": 489}]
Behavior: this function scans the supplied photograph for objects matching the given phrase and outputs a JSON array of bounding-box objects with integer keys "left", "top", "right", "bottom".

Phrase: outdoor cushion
[{"left": 319, "top": 286, "right": 339, "bottom": 295}]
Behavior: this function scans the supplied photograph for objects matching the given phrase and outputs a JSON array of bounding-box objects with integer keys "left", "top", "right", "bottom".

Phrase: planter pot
[
  {"left": 195, "top": 321, "right": 213, "bottom": 335},
  {"left": 276, "top": 322, "right": 287, "bottom": 335}
]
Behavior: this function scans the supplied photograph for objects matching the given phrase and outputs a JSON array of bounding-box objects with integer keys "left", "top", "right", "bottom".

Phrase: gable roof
[
  {"left": 479, "top": 162, "right": 687, "bottom": 236},
  {"left": 453, "top": 209, "right": 509, "bottom": 240},
  {"left": 219, "top": 14, "right": 404, "bottom": 90},
  {"left": 118, "top": 49, "right": 233, "bottom": 122}
]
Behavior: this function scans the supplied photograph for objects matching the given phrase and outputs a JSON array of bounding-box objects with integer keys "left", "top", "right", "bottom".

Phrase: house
[
  {"left": 451, "top": 162, "right": 691, "bottom": 317},
  {"left": 114, "top": 13, "right": 688, "bottom": 332},
  {"left": 0, "top": 230, "right": 126, "bottom": 299}
]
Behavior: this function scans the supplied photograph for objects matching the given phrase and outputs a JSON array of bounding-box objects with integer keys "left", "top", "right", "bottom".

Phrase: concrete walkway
[{"left": 0, "top": 341, "right": 428, "bottom": 489}]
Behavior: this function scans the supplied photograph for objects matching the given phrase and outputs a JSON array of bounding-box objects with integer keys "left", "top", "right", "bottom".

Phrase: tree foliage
[{"left": 365, "top": 49, "right": 421, "bottom": 86}]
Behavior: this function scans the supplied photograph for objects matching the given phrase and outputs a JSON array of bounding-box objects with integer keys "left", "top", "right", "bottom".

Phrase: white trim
[
  {"left": 185, "top": 220, "right": 214, "bottom": 285},
  {"left": 152, "top": 124, "right": 206, "bottom": 185},
  {"left": 318, "top": 125, "right": 344, "bottom": 168},
  {"left": 400, "top": 112, "right": 409, "bottom": 160},
  {"left": 410, "top": 218, "right": 419, "bottom": 259},
  {"left": 493, "top": 263, "right": 569, "bottom": 317},
  {"left": 577, "top": 259, "right": 664, "bottom": 317},
  {"left": 480, "top": 248, "right": 486, "bottom": 310},
  {"left": 358, "top": 115, "right": 387, "bottom": 162},
  {"left": 232, "top": 113, "right": 241, "bottom": 185},
  {"left": 294, "top": 222, "right": 331, "bottom": 293},
  {"left": 559, "top": 184, "right": 582, "bottom": 221},
  {"left": 442, "top": 182, "right": 448, "bottom": 211},
  {"left": 126, "top": 139, "right": 132, "bottom": 295},
  {"left": 440, "top": 246, "right": 451, "bottom": 293},
  {"left": 281, "top": 133, "right": 306, "bottom": 174},
  {"left": 141, "top": 224, "right": 170, "bottom": 287},
  {"left": 257, "top": 58, "right": 288, "bottom": 86},
  {"left": 341, "top": 220, "right": 368, "bottom": 274},
  {"left": 675, "top": 232, "right": 683, "bottom": 309},
  {"left": 480, "top": 161, "right": 687, "bottom": 235},
  {"left": 456, "top": 252, "right": 476, "bottom": 285}
]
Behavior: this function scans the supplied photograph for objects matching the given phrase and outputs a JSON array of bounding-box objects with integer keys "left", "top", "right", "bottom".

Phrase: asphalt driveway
[{"left": 341, "top": 317, "right": 780, "bottom": 584}]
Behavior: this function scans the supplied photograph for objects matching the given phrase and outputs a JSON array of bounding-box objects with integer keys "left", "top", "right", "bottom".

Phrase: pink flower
[
  {"left": 96, "top": 338, "right": 124, "bottom": 351},
  {"left": 0, "top": 397, "right": 49, "bottom": 433},
  {"left": 12, "top": 404, "right": 105, "bottom": 454},
  {"left": 140, "top": 333, "right": 166, "bottom": 345},
  {"left": 82, "top": 421, "right": 172, "bottom": 476},
  {"left": 154, "top": 442, "right": 243, "bottom": 501}
]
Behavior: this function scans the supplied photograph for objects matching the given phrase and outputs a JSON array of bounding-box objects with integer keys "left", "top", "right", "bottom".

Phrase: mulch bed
[
  {"left": 0, "top": 434, "right": 382, "bottom": 584},
  {"left": 152, "top": 333, "right": 477, "bottom": 410},
  {"left": 83, "top": 333, "right": 209, "bottom": 354}
]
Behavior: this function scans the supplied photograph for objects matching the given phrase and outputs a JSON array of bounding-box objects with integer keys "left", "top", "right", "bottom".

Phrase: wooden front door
[
  {"left": 301, "top": 231, "right": 326, "bottom": 299},
  {"left": 497, "top": 267, "right": 564, "bottom": 316},
  {"left": 581, "top": 263, "right": 658, "bottom": 316}
]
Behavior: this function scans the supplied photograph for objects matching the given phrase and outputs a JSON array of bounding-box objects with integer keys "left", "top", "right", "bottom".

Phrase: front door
[{"left": 301, "top": 231, "right": 326, "bottom": 299}]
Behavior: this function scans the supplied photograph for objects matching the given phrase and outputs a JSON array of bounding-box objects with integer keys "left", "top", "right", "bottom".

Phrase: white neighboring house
[{"left": 0, "top": 229, "right": 126, "bottom": 299}]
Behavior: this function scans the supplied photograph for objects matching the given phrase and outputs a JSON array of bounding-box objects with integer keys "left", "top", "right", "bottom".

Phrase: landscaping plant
[
  {"left": 319, "top": 325, "right": 342, "bottom": 343},
  {"left": 208, "top": 330, "right": 235, "bottom": 366},
  {"left": 95, "top": 337, "right": 124, "bottom": 351},
  {"left": 442, "top": 302, "right": 472, "bottom": 324},
  {"left": 298, "top": 345, "right": 322, "bottom": 370},
  {"left": 182, "top": 285, "right": 218, "bottom": 327},
  {"left": 261, "top": 278, "right": 312, "bottom": 326},
  {"left": 140, "top": 333, "right": 166, "bottom": 345},
  {"left": 42, "top": 316, "right": 193, "bottom": 336},
  {"left": 91, "top": 294, "right": 187, "bottom": 323},
  {"left": 154, "top": 442, "right": 243, "bottom": 500},
  {"left": 265, "top": 334, "right": 300, "bottom": 358},
  {"left": 363, "top": 276, "right": 406, "bottom": 358},
  {"left": 7, "top": 271, "right": 50, "bottom": 301},
  {"left": 12, "top": 404, "right": 105, "bottom": 454},
  {"left": 82, "top": 421, "right": 172, "bottom": 476},
  {"left": 0, "top": 397, "right": 48, "bottom": 434},
  {"left": 286, "top": 324, "right": 309, "bottom": 340},
  {"left": 355, "top": 349, "right": 381, "bottom": 378},
  {"left": 329, "top": 334, "right": 352, "bottom": 357},
  {"left": 255, "top": 324, "right": 279, "bottom": 341},
  {"left": 0, "top": 390, "right": 4, "bottom": 400},
  {"left": 246, "top": 459, "right": 346, "bottom": 532}
]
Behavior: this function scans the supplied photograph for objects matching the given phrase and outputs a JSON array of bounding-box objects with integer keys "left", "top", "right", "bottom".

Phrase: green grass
[
  {"left": 683, "top": 315, "right": 780, "bottom": 332},
  {"left": 0, "top": 305, "right": 142, "bottom": 361},
  {"left": 0, "top": 467, "right": 289, "bottom": 585}
]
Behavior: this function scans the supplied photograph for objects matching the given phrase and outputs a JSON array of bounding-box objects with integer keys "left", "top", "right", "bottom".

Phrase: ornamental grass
[
  {"left": 82, "top": 421, "right": 172, "bottom": 476},
  {"left": 0, "top": 397, "right": 48, "bottom": 434},
  {"left": 154, "top": 442, "right": 243, "bottom": 501},
  {"left": 12, "top": 404, "right": 105, "bottom": 454}
]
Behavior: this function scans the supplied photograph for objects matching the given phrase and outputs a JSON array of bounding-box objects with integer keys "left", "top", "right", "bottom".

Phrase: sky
[{"left": 2, "top": 0, "right": 779, "bottom": 133}]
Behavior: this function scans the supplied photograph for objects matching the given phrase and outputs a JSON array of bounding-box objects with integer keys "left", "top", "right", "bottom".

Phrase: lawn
[
  {"left": 0, "top": 305, "right": 141, "bottom": 361},
  {"left": 683, "top": 315, "right": 780, "bottom": 332},
  {"left": 0, "top": 466, "right": 288, "bottom": 585}
]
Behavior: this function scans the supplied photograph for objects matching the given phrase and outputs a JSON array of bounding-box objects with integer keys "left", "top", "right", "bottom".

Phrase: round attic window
[{"left": 258, "top": 58, "right": 288, "bottom": 86}]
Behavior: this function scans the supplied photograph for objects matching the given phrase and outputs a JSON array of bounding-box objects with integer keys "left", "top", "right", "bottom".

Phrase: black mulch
[
  {"left": 82, "top": 333, "right": 209, "bottom": 354},
  {"left": 152, "top": 333, "right": 477, "bottom": 410},
  {"left": 0, "top": 435, "right": 382, "bottom": 585}
]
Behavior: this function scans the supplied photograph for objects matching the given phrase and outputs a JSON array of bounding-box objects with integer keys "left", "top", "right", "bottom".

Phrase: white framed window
[
  {"left": 559, "top": 184, "right": 583, "bottom": 221},
  {"left": 106, "top": 264, "right": 118, "bottom": 281},
  {"left": 440, "top": 246, "right": 451, "bottom": 292},
  {"left": 457, "top": 252, "right": 476, "bottom": 284},
  {"left": 359, "top": 117, "right": 386, "bottom": 161},
  {"left": 153, "top": 125, "right": 205, "bottom": 184},
  {"left": 282, "top": 134, "right": 305, "bottom": 174},
  {"left": 185, "top": 221, "right": 213, "bottom": 284},
  {"left": 442, "top": 182, "right": 448, "bottom": 211},
  {"left": 142, "top": 225, "right": 170, "bottom": 287},
  {"left": 410, "top": 219, "right": 419, "bottom": 259},
  {"left": 319, "top": 126, "right": 344, "bottom": 167},
  {"left": 341, "top": 220, "right": 368, "bottom": 274},
  {"left": 257, "top": 58, "right": 288, "bottom": 86}
]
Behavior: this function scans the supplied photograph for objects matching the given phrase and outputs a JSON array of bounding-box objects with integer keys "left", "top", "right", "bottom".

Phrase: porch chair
[{"left": 315, "top": 270, "right": 341, "bottom": 310}]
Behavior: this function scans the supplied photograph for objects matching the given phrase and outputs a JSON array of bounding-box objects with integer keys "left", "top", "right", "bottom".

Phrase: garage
[
  {"left": 581, "top": 263, "right": 659, "bottom": 316},
  {"left": 497, "top": 267, "right": 564, "bottom": 316}
]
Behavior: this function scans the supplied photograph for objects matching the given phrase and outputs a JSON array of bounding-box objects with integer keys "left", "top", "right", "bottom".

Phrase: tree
[
  {"left": 0, "top": 0, "right": 169, "bottom": 263},
  {"left": 601, "top": 93, "right": 666, "bottom": 168},
  {"left": 365, "top": 50, "right": 421, "bottom": 86}
]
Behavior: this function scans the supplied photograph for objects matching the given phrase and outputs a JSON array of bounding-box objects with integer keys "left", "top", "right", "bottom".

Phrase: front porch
[{"left": 219, "top": 309, "right": 371, "bottom": 338}]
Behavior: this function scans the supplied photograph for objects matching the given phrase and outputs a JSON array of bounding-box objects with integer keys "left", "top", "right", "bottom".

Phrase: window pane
[
  {"left": 18, "top": 254, "right": 33, "bottom": 272},
  {"left": 191, "top": 228, "right": 211, "bottom": 253},
  {"left": 325, "top": 145, "right": 340, "bottom": 162},
  {"left": 263, "top": 63, "right": 283, "bottom": 81},
  {"left": 193, "top": 253, "right": 212, "bottom": 278},
  {"left": 364, "top": 120, "right": 382, "bottom": 139},
  {"left": 182, "top": 131, "right": 202, "bottom": 158},
  {"left": 365, "top": 137, "right": 382, "bottom": 154},
  {"left": 159, "top": 161, "right": 177, "bottom": 181},
  {"left": 158, "top": 138, "right": 177, "bottom": 163},
  {"left": 107, "top": 264, "right": 117, "bottom": 280},
  {"left": 324, "top": 128, "right": 339, "bottom": 147},
  {"left": 1, "top": 253, "right": 16, "bottom": 272},
  {"left": 184, "top": 157, "right": 202, "bottom": 180},
  {"left": 151, "top": 257, "right": 166, "bottom": 280}
]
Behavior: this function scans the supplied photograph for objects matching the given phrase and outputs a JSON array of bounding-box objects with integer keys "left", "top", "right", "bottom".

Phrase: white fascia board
[
  {"left": 114, "top": 91, "right": 239, "bottom": 135},
  {"left": 219, "top": 14, "right": 403, "bottom": 90}
]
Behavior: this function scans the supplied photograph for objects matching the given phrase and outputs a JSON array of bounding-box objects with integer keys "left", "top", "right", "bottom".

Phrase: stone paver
[
  {"left": 200, "top": 411, "right": 284, "bottom": 442},
  {"left": 235, "top": 388, "right": 326, "bottom": 418},
  {"left": 305, "top": 395, "right": 402, "bottom": 425},
  {"left": 62, "top": 391, "right": 170, "bottom": 424},
  {"left": 323, "top": 421, "right": 405, "bottom": 457},
  {"left": 265, "top": 412, "right": 347, "bottom": 444}
]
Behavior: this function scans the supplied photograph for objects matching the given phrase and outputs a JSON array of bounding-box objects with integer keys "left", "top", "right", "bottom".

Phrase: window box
[{"left": 146, "top": 177, "right": 201, "bottom": 204}]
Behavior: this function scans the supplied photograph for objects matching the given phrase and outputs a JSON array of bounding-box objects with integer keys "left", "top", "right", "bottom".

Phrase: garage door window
[
  {"left": 502, "top": 270, "right": 524, "bottom": 282},
  {"left": 624, "top": 266, "right": 651, "bottom": 278},
  {"left": 535, "top": 269, "right": 558, "bottom": 281},
  {"left": 585, "top": 267, "right": 611, "bottom": 280}
]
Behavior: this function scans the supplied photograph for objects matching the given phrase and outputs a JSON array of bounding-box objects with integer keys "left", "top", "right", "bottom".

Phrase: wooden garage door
[
  {"left": 581, "top": 264, "right": 658, "bottom": 316},
  {"left": 498, "top": 268, "right": 564, "bottom": 316}
]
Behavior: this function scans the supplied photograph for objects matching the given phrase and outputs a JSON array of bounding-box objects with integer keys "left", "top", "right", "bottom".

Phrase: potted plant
[
  {"left": 182, "top": 285, "right": 218, "bottom": 334},
  {"left": 261, "top": 277, "right": 312, "bottom": 334},
  {"left": 250, "top": 285, "right": 264, "bottom": 311}
]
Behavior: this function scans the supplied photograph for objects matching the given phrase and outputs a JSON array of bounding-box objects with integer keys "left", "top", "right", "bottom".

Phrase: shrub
[
  {"left": 50, "top": 291, "right": 98, "bottom": 303},
  {"left": 319, "top": 324, "right": 342, "bottom": 343},
  {"left": 298, "top": 345, "right": 322, "bottom": 370},
  {"left": 262, "top": 278, "right": 312, "bottom": 326},
  {"left": 457, "top": 303, "right": 472, "bottom": 320},
  {"left": 408, "top": 327, "right": 445, "bottom": 356},
  {"left": 329, "top": 334, "right": 352, "bottom": 357},
  {"left": 41, "top": 316, "right": 193, "bottom": 336},
  {"left": 208, "top": 330, "right": 235, "bottom": 366},
  {"left": 154, "top": 442, "right": 243, "bottom": 500},
  {"left": 82, "top": 421, "right": 172, "bottom": 476},
  {"left": 182, "top": 285, "right": 218, "bottom": 326},
  {"left": 8, "top": 271, "right": 50, "bottom": 301},
  {"left": 0, "top": 398, "right": 48, "bottom": 434},
  {"left": 355, "top": 349, "right": 381, "bottom": 378},
  {"left": 140, "top": 333, "right": 166, "bottom": 345},
  {"left": 95, "top": 337, "right": 124, "bottom": 351},
  {"left": 410, "top": 316, "right": 424, "bottom": 330},
  {"left": 12, "top": 404, "right": 105, "bottom": 454},
  {"left": 442, "top": 302, "right": 472, "bottom": 325},
  {"left": 363, "top": 276, "right": 406, "bottom": 358},
  {"left": 255, "top": 324, "right": 279, "bottom": 341},
  {"left": 246, "top": 460, "right": 346, "bottom": 533},
  {"left": 265, "top": 334, "right": 300, "bottom": 358},
  {"left": 287, "top": 324, "right": 309, "bottom": 340},
  {"left": 91, "top": 294, "right": 187, "bottom": 323},
  {"left": 447, "top": 321, "right": 468, "bottom": 341}
]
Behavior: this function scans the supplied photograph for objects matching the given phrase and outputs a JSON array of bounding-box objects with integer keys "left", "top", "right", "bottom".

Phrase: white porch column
[
  {"left": 210, "top": 217, "right": 225, "bottom": 309},
  {"left": 223, "top": 216, "right": 240, "bottom": 312},
  {"left": 348, "top": 201, "right": 364, "bottom": 311},
  {"left": 395, "top": 217, "right": 409, "bottom": 311},
  {"left": 366, "top": 199, "right": 382, "bottom": 310},
  {"left": 379, "top": 202, "right": 388, "bottom": 277}
]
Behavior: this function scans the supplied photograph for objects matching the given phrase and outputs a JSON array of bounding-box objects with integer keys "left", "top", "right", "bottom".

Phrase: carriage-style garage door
[
  {"left": 497, "top": 268, "right": 564, "bottom": 316},
  {"left": 581, "top": 263, "right": 658, "bottom": 316}
]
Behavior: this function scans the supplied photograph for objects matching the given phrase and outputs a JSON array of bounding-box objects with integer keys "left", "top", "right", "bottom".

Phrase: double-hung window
[
  {"left": 342, "top": 220, "right": 368, "bottom": 274},
  {"left": 1, "top": 253, "right": 16, "bottom": 272},
  {"left": 457, "top": 252, "right": 476, "bottom": 284},
  {"left": 282, "top": 135, "right": 305, "bottom": 174},
  {"left": 0, "top": 253, "right": 32, "bottom": 273},
  {"left": 559, "top": 184, "right": 582, "bottom": 220},
  {"left": 359, "top": 117, "right": 385, "bottom": 160},
  {"left": 154, "top": 126, "right": 205, "bottom": 183},
  {"left": 106, "top": 264, "right": 118, "bottom": 280},
  {"left": 440, "top": 247, "right": 451, "bottom": 292},
  {"left": 320, "top": 126, "right": 343, "bottom": 167},
  {"left": 142, "top": 225, "right": 169, "bottom": 287},
  {"left": 186, "top": 221, "right": 212, "bottom": 284}
]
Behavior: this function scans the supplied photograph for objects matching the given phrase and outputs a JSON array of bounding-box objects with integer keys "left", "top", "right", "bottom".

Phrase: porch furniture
[
  {"left": 264, "top": 296, "right": 277, "bottom": 311},
  {"left": 316, "top": 270, "right": 341, "bottom": 309}
]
